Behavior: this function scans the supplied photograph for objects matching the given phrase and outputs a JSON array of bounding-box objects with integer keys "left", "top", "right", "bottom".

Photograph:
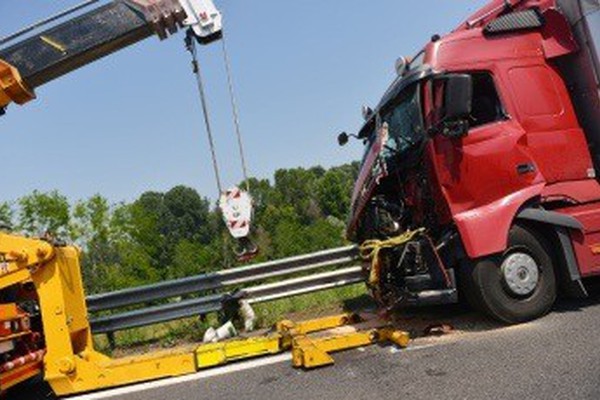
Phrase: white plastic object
[
  {"left": 203, "top": 327, "right": 217, "bottom": 343},
  {"left": 239, "top": 300, "right": 256, "bottom": 332},
  {"left": 203, "top": 321, "right": 238, "bottom": 343},
  {"left": 215, "top": 320, "right": 237, "bottom": 340},
  {"left": 219, "top": 186, "right": 254, "bottom": 239}
]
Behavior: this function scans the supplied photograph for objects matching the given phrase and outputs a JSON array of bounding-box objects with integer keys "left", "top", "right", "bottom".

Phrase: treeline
[{"left": 0, "top": 162, "right": 359, "bottom": 295}]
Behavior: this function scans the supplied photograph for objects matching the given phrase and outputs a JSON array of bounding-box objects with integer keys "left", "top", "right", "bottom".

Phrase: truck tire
[{"left": 462, "top": 224, "right": 557, "bottom": 324}]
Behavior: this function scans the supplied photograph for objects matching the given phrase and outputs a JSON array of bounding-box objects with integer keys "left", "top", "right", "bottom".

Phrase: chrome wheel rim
[{"left": 501, "top": 252, "right": 540, "bottom": 296}]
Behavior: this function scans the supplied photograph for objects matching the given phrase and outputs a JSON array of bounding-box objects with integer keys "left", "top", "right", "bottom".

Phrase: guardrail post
[{"left": 107, "top": 331, "right": 116, "bottom": 349}]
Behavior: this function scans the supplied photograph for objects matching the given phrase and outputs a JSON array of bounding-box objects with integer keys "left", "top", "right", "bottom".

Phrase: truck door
[{"left": 429, "top": 71, "right": 537, "bottom": 217}]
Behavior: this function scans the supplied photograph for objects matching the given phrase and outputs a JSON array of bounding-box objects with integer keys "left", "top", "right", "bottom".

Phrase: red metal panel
[
  {"left": 509, "top": 66, "right": 564, "bottom": 117},
  {"left": 436, "top": 30, "right": 543, "bottom": 68},
  {"left": 542, "top": 180, "right": 600, "bottom": 204},
  {"left": 541, "top": 9, "right": 579, "bottom": 59},
  {"left": 454, "top": 185, "right": 545, "bottom": 258},
  {"left": 428, "top": 11, "right": 594, "bottom": 258}
]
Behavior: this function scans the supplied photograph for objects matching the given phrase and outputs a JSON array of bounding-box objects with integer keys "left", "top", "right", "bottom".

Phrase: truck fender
[
  {"left": 516, "top": 208, "right": 588, "bottom": 298},
  {"left": 516, "top": 208, "right": 583, "bottom": 231},
  {"left": 453, "top": 184, "right": 545, "bottom": 259}
]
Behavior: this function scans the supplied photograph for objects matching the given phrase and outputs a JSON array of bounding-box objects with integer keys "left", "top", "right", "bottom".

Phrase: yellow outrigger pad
[
  {"left": 194, "top": 313, "right": 410, "bottom": 371},
  {"left": 280, "top": 314, "right": 410, "bottom": 369}
]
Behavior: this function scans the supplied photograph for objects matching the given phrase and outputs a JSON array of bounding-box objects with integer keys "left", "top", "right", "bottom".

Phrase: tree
[
  {"left": 127, "top": 191, "right": 167, "bottom": 266},
  {"left": 18, "top": 190, "right": 70, "bottom": 237},
  {"left": 315, "top": 163, "right": 359, "bottom": 221},
  {"left": 72, "top": 194, "right": 111, "bottom": 246},
  {"left": 71, "top": 195, "right": 123, "bottom": 292},
  {"left": 273, "top": 167, "right": 324, "bottom": 223},
  {"left": 127, "top": 187, "right": 211, "bottom": 262},
  {"left": 247, "top": 178, "right": 273, "bottom": 220},
  {"left": 0, "top": 202, "right": 13, "bottom": 229},
  {"left": 163, "top": 185, "right": 212, "bottom": 245},
  {"left": 169, "top": 240, "right": 219, "bottom": 279},
  {"left": 5, "top": 162, "right": 358, "bottom": 291}
]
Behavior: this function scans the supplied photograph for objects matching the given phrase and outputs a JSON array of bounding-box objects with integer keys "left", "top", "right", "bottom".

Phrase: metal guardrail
[
  {"left": 87, "top": 246, "right": 361, "bottom": 334},
  {"left": 91, "top": 295, "right": 224, "bottom": 334},
  {"left": 246, "top": 266, "right": 363, "bottom": 304}
]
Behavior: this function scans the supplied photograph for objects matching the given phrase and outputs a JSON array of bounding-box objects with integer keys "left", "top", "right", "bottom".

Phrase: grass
[
  {"left": 253, "top": 284, "right": 371, "bottom": 327},
  {"left": 93, "top": 284, "right": 372, "bottom": 355}
]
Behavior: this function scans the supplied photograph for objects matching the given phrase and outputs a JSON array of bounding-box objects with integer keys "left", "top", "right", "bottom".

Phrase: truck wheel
[{"left": 463, "top": 225, "right": 557, "bottom": 324}]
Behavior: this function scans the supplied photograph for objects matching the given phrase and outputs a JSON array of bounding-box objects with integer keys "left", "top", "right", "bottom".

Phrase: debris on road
[{"left": 423, "top": 324, "right": 454, "bottom": 337}]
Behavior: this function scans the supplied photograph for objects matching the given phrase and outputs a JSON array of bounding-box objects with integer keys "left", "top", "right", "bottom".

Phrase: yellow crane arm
[
  {"left": 0, "top": 233, "right": 54, "bottom": 291},
  {"left": 0, "top": 0, "right": 222, "bottom": 114}
]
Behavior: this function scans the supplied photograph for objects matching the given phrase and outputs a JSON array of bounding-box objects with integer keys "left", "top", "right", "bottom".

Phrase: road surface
[{"left": 13, "top": 282, "right": 600, "bottom": 400}]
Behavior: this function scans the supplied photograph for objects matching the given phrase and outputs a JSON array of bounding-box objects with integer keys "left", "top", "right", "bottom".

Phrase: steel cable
[
  {"left": 220, "top": 22, "right": 251, "bottom": 192},
  {"left": 187, "top": 31, "right": 223, "bottom": 194}
]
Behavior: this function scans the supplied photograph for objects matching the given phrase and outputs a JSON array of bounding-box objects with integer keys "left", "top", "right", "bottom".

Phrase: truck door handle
[{"left": 517, "top": 163, "right": 536, "bottom": 175}]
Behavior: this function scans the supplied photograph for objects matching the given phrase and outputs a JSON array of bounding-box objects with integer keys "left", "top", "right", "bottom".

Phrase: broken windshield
[
  {"left": 382, "top": 83, "right": 423, "bottom": 158},
  {"left": 360, "top": 83, "right": 424, "bottom": 171}
]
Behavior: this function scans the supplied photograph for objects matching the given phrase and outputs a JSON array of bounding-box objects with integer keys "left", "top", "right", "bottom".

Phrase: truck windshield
[
  {"left": 361, "top": 83, "right": 424, "bottom": 170},
  {"left": 382, "top": 83, "right": 422, "bottom": 157}
]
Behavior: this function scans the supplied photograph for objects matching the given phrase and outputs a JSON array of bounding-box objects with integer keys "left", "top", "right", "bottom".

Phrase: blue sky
[{"left": 0, "top": 0, "right": 487, "bottom": 203}]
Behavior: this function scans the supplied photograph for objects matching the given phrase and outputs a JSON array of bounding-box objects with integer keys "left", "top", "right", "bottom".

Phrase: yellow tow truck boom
[{"left": 0, "top": 0, "right": 222, "bottom": 113}]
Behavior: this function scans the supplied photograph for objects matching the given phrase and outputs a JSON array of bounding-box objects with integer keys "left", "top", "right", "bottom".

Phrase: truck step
[{"left": 408, "top": 289, "right": 458, "bottom": 306}]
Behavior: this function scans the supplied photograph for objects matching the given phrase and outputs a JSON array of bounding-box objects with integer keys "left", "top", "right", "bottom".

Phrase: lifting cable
[
  {"left": 220, "top": 23, "right": 251, "bottom": 192},
  {"left": 186, "top": 31, "right": 223, "bottom": 194},
  {"left": 185, "top": 26, "right": 251, "bottom": 195},
  {"left": 186, "top": 27, "right": 259, "bottom": 261}
]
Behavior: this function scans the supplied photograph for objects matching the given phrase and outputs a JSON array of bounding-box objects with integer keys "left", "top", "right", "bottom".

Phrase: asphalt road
[{"left": 12, "top": 281, "right": 600, "bottom": 400}]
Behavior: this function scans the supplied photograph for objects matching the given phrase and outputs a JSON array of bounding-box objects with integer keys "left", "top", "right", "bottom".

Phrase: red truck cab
[{"left": 345, "top": 0, "right": 600, "bottom": 323}]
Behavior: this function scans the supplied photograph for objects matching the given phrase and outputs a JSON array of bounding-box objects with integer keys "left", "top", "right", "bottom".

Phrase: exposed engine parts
[
  {"left": 356, "top": 166, "right": 458, "bottom": 311},
  {"left": 360, "top": 195, "right": 406, "bottom": 239},
  {"left": 360, "top": 228, "right": 455, "bottom": 310}
]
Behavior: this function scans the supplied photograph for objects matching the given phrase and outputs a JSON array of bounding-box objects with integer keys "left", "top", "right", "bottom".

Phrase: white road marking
[
  {"left": 68, "top": 353, "right": 292, "bottom": 400},
  {"left": 404, "top": 343, "right": 445, "bottom": 352},
  {"left": 388, "top": 342, "right": 448, "bottom": 354}
]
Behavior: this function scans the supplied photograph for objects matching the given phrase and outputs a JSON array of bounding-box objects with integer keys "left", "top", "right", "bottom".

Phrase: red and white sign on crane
[
  {"left": 219, "top": 187, "right": 258, "bottom": 261},
  {"left": 219, "top": 186, "right": 253, "bottom": 239}
]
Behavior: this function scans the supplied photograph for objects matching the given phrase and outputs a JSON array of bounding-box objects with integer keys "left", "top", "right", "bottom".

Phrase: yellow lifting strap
[{"left": 359, "top": 228, "right": 426, "bottom": 286}]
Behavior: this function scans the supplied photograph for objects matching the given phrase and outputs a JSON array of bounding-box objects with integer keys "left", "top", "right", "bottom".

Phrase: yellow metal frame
[
  {"left": 0, "top": 233, "right": 410, "bottom": 396},
  {"left": 196, "top": 335, "right": 281, "bottom": 368},
  {"left": 291, "top": 331, "right": 376, "bottom": 368},
  {"left": 281, "top": 315, "right": 410, "bottom": 369}
]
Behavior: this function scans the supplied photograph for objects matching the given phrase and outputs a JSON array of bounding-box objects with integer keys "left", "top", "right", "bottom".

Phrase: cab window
[
  {"left": 469, "top": 72, "right": 505, "bottom": 128},
  {"left": 424, "top": 71, "right": 505, "bottom": 130}
]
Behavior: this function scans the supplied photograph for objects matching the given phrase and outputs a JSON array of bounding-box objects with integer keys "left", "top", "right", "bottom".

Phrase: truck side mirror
[
  {"left": 338, "top": 132, "right": 349, "bottom": 146},
  {"left": 361, "top": 105, "right": 373, "bottom": 121},
  {"left": 444, "top": 74, "right": 473, "bottom": 121},
  {"left": 432, "top": 74, "right": 472, "bottom": 138}
]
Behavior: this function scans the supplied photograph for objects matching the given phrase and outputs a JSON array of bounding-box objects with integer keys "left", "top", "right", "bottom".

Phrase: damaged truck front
[{"left": 343, "top": 0, "right": 600, "bottom": 323}]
